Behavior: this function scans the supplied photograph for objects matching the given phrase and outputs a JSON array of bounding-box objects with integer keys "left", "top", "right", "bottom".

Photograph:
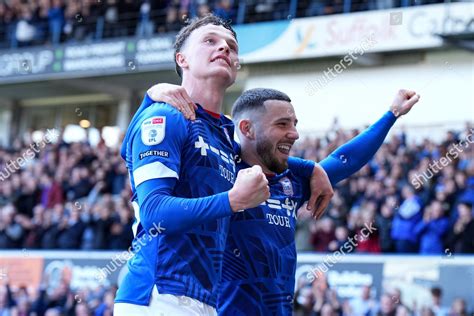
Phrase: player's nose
[
  {"left": 217, "top": 40, "right": 230, "bottom": 54},
  {"left": 287, "top": 127, "right": 299, "bottom": 141}
]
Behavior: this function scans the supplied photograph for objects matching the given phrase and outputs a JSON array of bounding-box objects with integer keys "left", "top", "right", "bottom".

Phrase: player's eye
[{"left": 205, "top": 38, "right": 214, "bottom": 44}]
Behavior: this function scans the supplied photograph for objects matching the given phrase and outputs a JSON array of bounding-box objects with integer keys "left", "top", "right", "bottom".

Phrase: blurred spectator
[
  {"left": 136, "top": 0, "right": 153, "bottom": 38},
  {"left": 420, "top": 307, "right": 435, "bottom": 316},
  {"left": 94, "top": 290, "right": 114, "bottom": 316},
  {"left": 446, "top": 202, "right": 474, "bottom": 253},
  {"left": 15, "top": 180, "right": 38, "bottom": 218},
  {"left": 448, "top": 298, "right": 468, "bottom": 316},
  {"left": 56, "top": 203, "right": 85, "bottom": 249},
  {"left": 197, "top": 4, "right": 211, "bottom": 18},
  {"left": 376, "top": 196, "right": 397, "bottom": 252},
  {"left": 0, "top": 3, "right": 6, "bottom": 48},
  {"left": 119, "top": 0, "right": 138, "bottom": 37},
  {"left": 103, "top": 0, "right": 120, "bottom": 38},
  {"left": 413, "top": 200, "right": 450, "bottom": 254},
  {"left": 89, "top": 0, "right": 106, "bottom": 40},
  {"left": 430, "top": 287, "right": 449, "bottom": 316},
  {"left": 214, "top": 0, "right": 235, "bottom": 22},
  {"left": 31, "top": 0, "right": 50, "bottom": 45},
  {"left": 0, "top": 204, "right": 25, "bottom": 248},
  {"left": 63, "top": 1, "right": 88, "bottom": 42},
  {"left": 294, "top": 280, "right": 314, "bottom": 316},
  {"left": 159, "top": 3, "right": 182, "bottom": 34},
  {"left": 376, "top": 293, "right": 396, "bottom": 316},
  {"left": 347, "top": 285, "right": 378, "bottom": 316},
  {"left": 395, "top": 305, "right": 411, "bottom": 316},
  {"left": 328, "top": 225, "right": 351, "bottom": 253},
  {"left": 391, "top": 288, "right": 407, "bottom": 311},
  {"left": 48, "top": 0, "right": 64, "bottom": 45},
  {"left": 311, "top": 275, "right": 342, "bottom": 316},
  {"left": 310, "top": 217, "right": 335, "bottom": 252},
  {"left": 296, "top": 203, "right": 315, "bottom": 251},
  {"left": 40, "top": 174, "right": 64, "bottom": 209},
  {"left": 391, "top": 186, "right": 423, "bottom": 253},
  {"left": 355, "top": 206, "right": 381, "bottom": 253},
  {"left": 15, "top": 4, "right": 36, "bottom": 47}
]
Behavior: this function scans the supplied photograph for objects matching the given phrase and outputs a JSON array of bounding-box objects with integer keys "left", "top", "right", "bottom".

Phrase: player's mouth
[
  {"left": 276, "top": 143, "right": 292, "bottom": 156},
  {"left": 211, "top": 55, "right": 231, "bottom": 67}
]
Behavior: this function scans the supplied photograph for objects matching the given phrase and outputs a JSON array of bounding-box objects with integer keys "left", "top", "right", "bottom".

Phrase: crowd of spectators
[
  {"left": 0, "top": 136, "right": 134, "bottom": 251},
  {"left": 0, "top": 0, "right": 234, "bottom": 48},
  {"left": 0, "top": 276, "right": 115, "bottom": 316},
  {"left": 293, "top": 276, "right": 472, "bottom": 316},
  {"left": 1, "top": 272, "right": 471, "bottom": 316},
  {"left": 0, "top": 0, "right": 451, "bottom": 49}
]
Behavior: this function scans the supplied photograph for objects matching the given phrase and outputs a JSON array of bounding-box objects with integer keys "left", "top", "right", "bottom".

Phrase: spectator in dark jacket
[
  {"left": 56, "top": 204, "right": 85, "bottom": 249},
  {"left": 446, "top": 202, "right": 474, "bottom": 253},
  {"left": 15, "top": 180, "right": 38, "bottom": 219},
  {"left": 376, "top": 196, "right": 397, "bottom": 252},
  {"left": 310, "top": 217, "right": 335, "bottom": 252},
  {"left": 0, "top": 3, "right": 7, "bottom": 48}
]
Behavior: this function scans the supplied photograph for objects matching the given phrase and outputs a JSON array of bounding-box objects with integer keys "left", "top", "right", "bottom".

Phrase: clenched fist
[
  {"left": 390, "top": 89, "right": 421, "bottom": 118},
  {"left": 228, "top": 165, "right": 270, "bottom": 212}
]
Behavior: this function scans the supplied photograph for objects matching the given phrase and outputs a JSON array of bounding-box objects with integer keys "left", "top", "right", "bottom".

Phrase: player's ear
[
  {"left": 176, "top": 52, "right": 188, "bottom": 70},
  {"left": 238, "top": 119, "right": 255, "bottom": 140}
]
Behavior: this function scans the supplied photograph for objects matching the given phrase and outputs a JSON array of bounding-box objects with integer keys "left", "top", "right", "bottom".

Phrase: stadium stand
[
  {"left": 1, "top": 123, "right": 473, "bottom": 253},
  {"left": 0, "top": 0, "right": 449, "bottom": 48}
]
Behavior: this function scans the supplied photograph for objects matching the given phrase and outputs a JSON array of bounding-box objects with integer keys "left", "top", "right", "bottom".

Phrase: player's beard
[{"left": 256, "top": 133, "right": 288, "bottom": 174}]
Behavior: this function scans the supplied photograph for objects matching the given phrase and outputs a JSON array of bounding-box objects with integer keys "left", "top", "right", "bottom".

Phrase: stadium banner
[
  {"left": 1, "top": 251, "right": 473, "bottom": 307},
  {"left": 295, "top": 261, "right": 384, "bottom": 299},
  {"left": 296, "top": 253, "right": 474, "bottom": 306},
  {"left": 0, "top": 36, "right": 175, "bottom": 83},
  {"left": 237, "top": 2, "right": 474, "bottom": 63},
  {"left": 0, "top": 255, "right": 44, "bottom": 289},
  {"left": 0, "top": 251, "right": 123, "bottom": 292}
]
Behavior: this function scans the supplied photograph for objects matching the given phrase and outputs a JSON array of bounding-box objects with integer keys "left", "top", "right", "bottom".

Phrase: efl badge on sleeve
[
  {"left": 141, "top": 116, "right": 166, "bottom": 145},
  {"left": 279, "top": 177, "right": 294, "bottom": 196}
]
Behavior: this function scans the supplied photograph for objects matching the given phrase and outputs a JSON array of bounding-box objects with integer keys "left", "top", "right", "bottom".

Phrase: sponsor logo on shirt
[
  {"left": 263, "top": 197, "right": 298, "bottom": 228},
  {"left": 279, "top": 177, "right": 294, "bottom": 196}
]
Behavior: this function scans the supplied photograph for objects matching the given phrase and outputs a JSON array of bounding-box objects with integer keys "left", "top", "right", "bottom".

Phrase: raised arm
[
  {"left": 290, "top": 89, "right": 420, "bottom": 218},
  {"left": 321, "top": 89, "right": 420, "bottom": 184}
]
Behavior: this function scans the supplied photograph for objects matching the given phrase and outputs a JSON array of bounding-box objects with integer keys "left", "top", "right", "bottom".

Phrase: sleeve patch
[
  {"left": 139, "top": 150, "right": 169, "bottom": 160},
  {"left": 141, "top": 116, "right": 166, "bottom": 145}
]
